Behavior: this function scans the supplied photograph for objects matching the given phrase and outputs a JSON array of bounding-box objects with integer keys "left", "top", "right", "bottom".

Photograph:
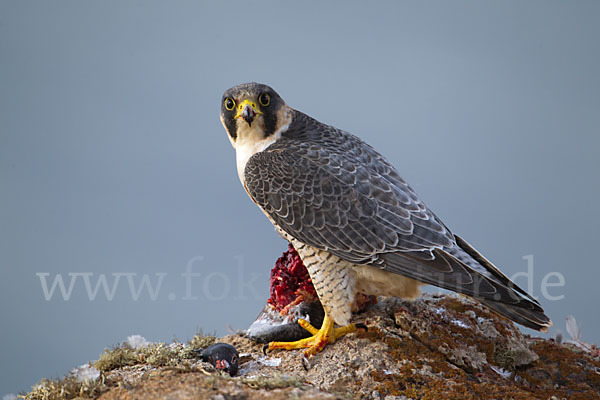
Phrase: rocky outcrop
[{"left": 22, "top": 294, "right": 600, "bottom": 400}]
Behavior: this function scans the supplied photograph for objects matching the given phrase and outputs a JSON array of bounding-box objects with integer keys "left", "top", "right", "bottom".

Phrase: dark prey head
[
  {"left": 220, "top": 82, "right": 291, "bottom": 146},
  {"left": 199, "top": 342, "right": 240, "bottom": 376}
]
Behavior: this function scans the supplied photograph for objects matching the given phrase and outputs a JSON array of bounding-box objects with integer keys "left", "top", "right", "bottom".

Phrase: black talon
[
  {"left": 356, "top": 323, "right": 368, "bottom": 332},
  {"left": 262, "top": 344, "right": 269, "bottom": 355},
  {"left": 302, "top": 355, "right": 311, "bottom": 371}
]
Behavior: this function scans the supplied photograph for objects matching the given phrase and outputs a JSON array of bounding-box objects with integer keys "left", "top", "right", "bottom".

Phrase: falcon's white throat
[{"left": 232, "top": 109, "right": 292, "bottom": 186}]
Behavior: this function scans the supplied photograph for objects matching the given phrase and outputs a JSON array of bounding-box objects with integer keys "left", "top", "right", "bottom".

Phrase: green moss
[
  {"left": 145, "top": 343, "right": 178, "bottom": 367},
  {"left": 94, "top": 332, "right": 216, "bottom": 373},
  {"left": 188, "top": 331, "right": 216, "bottom": 350},
  {"left": 23, "top": 332, "right": 221, "bottom": 399},
  {"left": 20, "top": 374, "right": 107, "bottom": 400},
  {"left": 94, "top": 346, "right": 139, "bottom": 372}
]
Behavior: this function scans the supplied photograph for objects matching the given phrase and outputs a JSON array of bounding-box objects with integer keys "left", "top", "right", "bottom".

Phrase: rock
[
  {"left": 22, "top": 294, "right": 600, "bottom": 400},
  {"left": 96, "top": 294, "right": 600, "bottom": 399},
  {"left": 19, "top": 248, "right": 600, "bottom": 400}
]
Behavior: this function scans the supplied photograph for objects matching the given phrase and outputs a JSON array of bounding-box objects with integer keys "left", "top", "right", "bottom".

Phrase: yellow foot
[{"left": 263, "top": 314, "right": 367, "bottom": 369}]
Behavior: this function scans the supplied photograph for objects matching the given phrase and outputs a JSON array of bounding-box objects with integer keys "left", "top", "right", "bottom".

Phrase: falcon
[{"left": 220, "top": 82, "right": 551, "bottom": 362}]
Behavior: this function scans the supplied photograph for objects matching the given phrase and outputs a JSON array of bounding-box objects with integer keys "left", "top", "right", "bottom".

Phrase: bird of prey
[{"left": 220, "top": 82, "right": 551, "bottom": 362}]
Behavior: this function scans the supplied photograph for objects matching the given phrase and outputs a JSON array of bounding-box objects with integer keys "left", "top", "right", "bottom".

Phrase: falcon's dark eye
[
  {"left": 224, "top": 97, "right": 235, "bottom": 111},
  {"left": 259, "top": 93, "right": 270, "bottom": 107}
]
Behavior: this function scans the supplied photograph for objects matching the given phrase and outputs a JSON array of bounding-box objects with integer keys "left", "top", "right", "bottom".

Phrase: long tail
[
  {"left": 453, "top": 235, "right": 552, "bottom": 331},
  {"left": 378, "top": 235, "right": 552, "bottom": 331},
  {"left": 475, "top": 297, "right": 551, "bottom": 331}
]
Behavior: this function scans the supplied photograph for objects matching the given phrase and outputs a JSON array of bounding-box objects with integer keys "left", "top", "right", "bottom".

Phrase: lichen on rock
[
  {"left": 19, "top": 243, "right": 600, "bottom": 399},
  {"left": 19, "top": 294, "right": 600, "bottom": 399}
]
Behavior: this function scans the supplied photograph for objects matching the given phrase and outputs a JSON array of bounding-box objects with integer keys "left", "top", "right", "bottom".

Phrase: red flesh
[
  {"left": 267, "top": 244, "right": 318, "bottom": 313},
  {"left": 267, "top": 244, "right": 377, "bottom": 314}
]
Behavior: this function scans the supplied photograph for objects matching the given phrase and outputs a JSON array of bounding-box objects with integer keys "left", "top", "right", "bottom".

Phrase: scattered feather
[
  {"left": 168, "top": 341, "right": 185, "bottom": 350},
  {"left": 258, "top": 356, "right": 282, "bottom": 367},
  {"left": 451, "top": 319, "right": 470, "bottom": 329},
  {"left": 70, "top": 364, "right": 100, "bottom": 382},
  {"left": 565, "top": 316, "right": 580, "bottom": 341},
  {"left": 564, "top": 315, "right": 599, "bottom": 355},
  {"left": 490, "top": 366, "right": 512, "bottom": 379},
  {"left": 126, "top": 334, "right": 151, "bottom": 349}
]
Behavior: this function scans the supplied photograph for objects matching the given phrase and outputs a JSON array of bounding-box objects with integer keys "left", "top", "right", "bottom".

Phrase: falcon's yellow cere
[{"left": 220, "top": 82, "right": 551, "bottom": 363}]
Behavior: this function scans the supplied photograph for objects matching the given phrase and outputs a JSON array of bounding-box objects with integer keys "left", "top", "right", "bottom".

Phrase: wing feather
[
  {"left": 244, "top": 115, "right": 454, "bottom": 259},
  {"left": 244, "top": 111, "right": 550, "bottom": 330}
]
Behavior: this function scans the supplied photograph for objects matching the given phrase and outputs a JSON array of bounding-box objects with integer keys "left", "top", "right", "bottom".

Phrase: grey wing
[
  {"left": 244, "top": 131, "right": 550, "bottom": 330},
  {"left": 244, "top": 136, "right": 454, "bottom": 263}
]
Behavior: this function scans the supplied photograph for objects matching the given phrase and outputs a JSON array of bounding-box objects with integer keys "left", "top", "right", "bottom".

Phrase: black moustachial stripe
[
  {"left": 224, "top": 112, "right": 237, "bottom": 140},
  {"left": 263, "top": 107, "right": 277, "bottom": 137},
  {"left": 262, "top": 93, "right": 281, "bottom": 138}
]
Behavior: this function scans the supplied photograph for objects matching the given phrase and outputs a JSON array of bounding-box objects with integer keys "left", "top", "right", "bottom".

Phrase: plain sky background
[{"left": 1, "top": 0, "right": 599, "bottom": 396}]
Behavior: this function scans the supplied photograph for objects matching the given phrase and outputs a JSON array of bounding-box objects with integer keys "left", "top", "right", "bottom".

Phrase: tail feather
[
  {"left": 453, "top": 235, "right": 540, "bottom": 305},
  {"left": 476, "top": 297, "right": 552, "bottom": 331},
  {"left": 376, "top": 235, "right": 552, "bottom": 331},
  {"left": 453, "top": 235, "right": 552, "bottom": 330}
]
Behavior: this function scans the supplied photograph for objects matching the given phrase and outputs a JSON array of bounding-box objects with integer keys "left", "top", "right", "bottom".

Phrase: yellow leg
[{"left": 265, "top": 313, "right": 365, "bottom": 363}]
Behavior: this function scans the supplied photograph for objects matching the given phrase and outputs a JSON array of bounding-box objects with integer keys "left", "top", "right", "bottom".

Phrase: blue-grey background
[{"left": 1, "top": 0, "right": 598, "bottom": 396}]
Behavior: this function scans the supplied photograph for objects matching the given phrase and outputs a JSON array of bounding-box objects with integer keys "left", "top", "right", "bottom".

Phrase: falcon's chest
[
  {"left": 233, "top": 110, "right": 292, "bottom": 186},
  {"left": 232, "top": 125, "right": 289, "bottom": 236},
  {"left": 235, "top": 135, "right": 278, "bottom": 186}
]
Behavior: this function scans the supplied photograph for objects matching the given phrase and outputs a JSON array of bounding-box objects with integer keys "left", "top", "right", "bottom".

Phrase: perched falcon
[{"left": 220, "top": 82, "right": 551, "bottom": 361}]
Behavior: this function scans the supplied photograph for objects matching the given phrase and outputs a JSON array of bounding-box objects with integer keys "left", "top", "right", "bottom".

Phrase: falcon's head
[{"left": 220, "top": 82, "right": 292, "bottom": 149}]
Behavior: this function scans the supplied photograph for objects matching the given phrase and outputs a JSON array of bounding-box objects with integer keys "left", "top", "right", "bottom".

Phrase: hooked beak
[{"left": 235, "top": 99, "right": 262, "bottom": 127}]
